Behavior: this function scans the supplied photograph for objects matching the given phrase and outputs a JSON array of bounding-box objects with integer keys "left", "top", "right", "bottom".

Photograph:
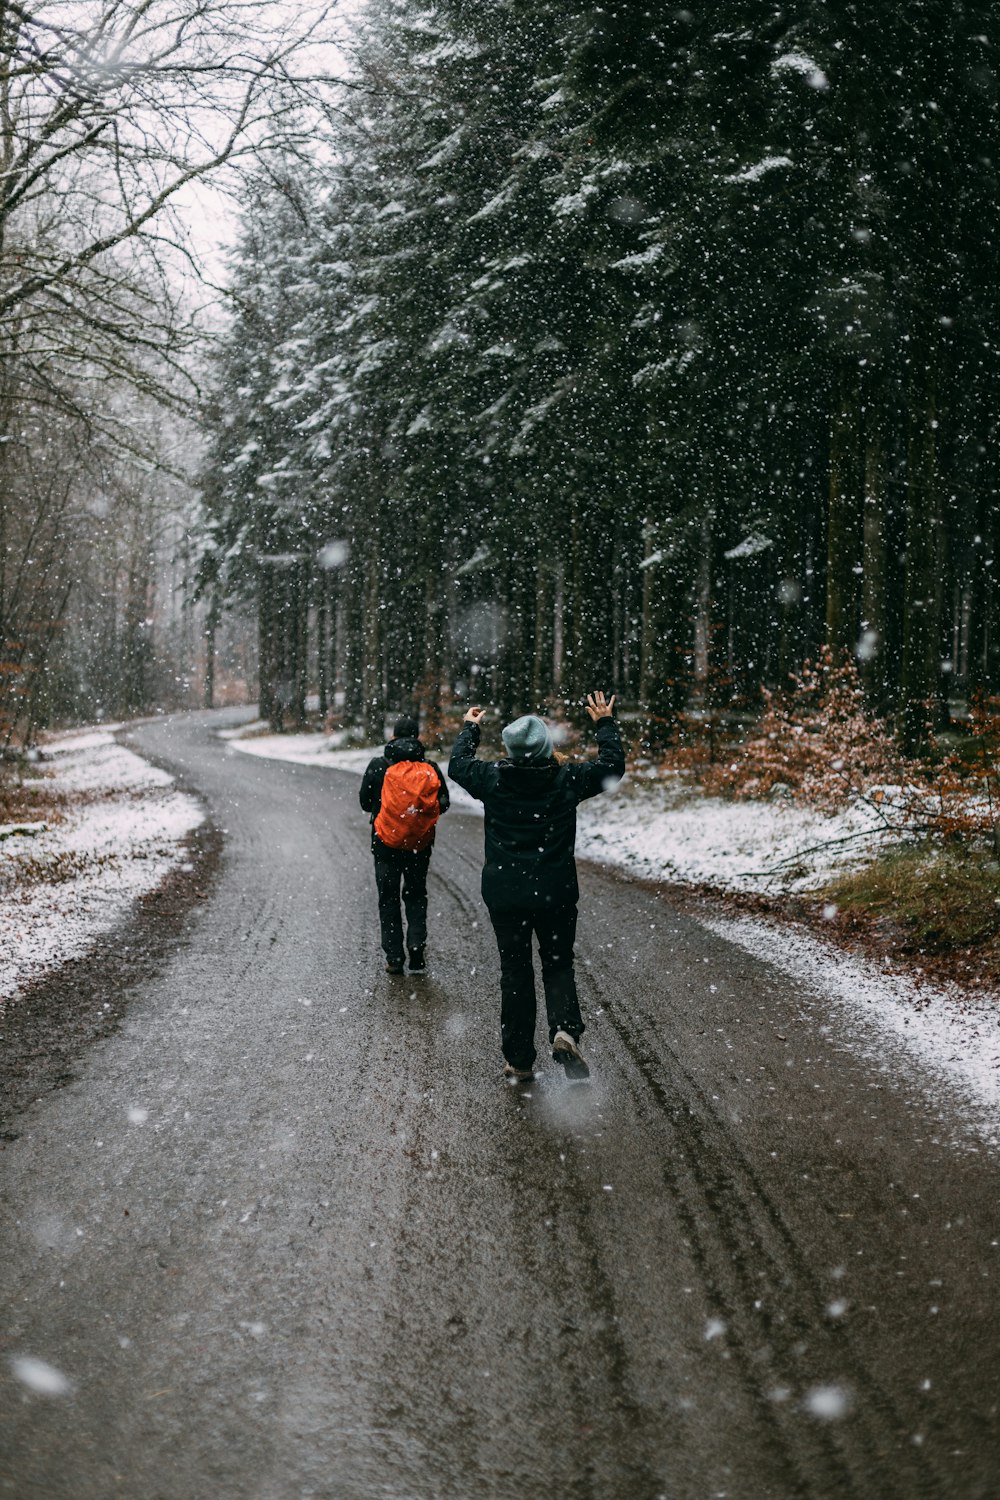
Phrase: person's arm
[
  {"left": 432, "top": 762, "right": 451, "bottom": 813},
  {"left": 570, "top": 692, "right": 625, "bottom": 802},
  {"left": 359, "top": 758, "right": 385, "bottom": 814},
  {"left": 447, "top": 708, "right": 492, "bottom": 801}
]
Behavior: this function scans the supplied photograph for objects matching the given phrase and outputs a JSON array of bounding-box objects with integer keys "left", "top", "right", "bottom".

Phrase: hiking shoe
[
  {"left": 385, "top": 958, "right": 405, "bottom": 975},
  {"left": 552, "top": 1030, "right": 590, "bottom": 1080},
  {"left": 503, "top": 1061, "right": 535, "bottom": 1082},
  {"left": 408, "top": 946, "right": 426, "bottom": 973}
]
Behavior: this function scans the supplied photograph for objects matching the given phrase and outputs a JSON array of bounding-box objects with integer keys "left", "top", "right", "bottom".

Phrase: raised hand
[
  {"left": 464, "top": 706, "right": 486, "bottom": 724},
  {"left": 585, "top": 691, "right": 616, "bottom": 722}
]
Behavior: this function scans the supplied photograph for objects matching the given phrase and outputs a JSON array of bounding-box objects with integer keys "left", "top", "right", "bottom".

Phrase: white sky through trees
[{"left": 167, "top": 0, "right": 363, "bottom": 286}]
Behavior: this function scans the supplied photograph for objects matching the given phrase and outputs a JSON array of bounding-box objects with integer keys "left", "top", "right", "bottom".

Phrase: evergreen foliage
[{"left": 201, "top": 0, "right": 1000, "bottom": 744}]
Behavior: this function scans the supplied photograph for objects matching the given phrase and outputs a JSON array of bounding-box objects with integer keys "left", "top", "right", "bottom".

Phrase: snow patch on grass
[
  {"left": 575, "top": 775, "right": 883, "bottom": 893},
  {"left": 1, "top": 729, "right": 203, "bottom": 1002}
]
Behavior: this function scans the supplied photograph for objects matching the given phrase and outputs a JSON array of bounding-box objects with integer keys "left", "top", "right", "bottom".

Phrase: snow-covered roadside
[
  {"left": 1, "top": 729, "right": 204, "bottom": 1001},
  {"left": 574, "top": 774, "right": 885, "bottom": 894},
  {"left": 704, "top": 915, "right": 1000, "bottom": 1148}
]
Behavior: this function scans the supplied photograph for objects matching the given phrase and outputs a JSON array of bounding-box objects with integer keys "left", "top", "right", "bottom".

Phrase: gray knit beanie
[{"left": 501, "top": 714, "right": 553, "bottom": 762}]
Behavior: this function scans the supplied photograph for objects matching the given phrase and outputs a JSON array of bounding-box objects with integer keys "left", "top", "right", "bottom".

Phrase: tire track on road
[{"left": 582, "top": 940, "right": 944, "bottom": 1499}]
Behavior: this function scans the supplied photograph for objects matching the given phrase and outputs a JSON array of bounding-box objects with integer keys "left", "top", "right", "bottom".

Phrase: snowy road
[{"left": 2, "top": 709, "right": 999, "bottom": 1499}]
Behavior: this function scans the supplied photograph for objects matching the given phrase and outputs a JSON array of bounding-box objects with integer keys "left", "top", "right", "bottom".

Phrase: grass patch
[
  {"left": 816, "top": 840, "right": 1000, "bottom": 987},
  {"left": 0, "top": 768, "right": 66, "bottom": 826},
  {"left": 1, "top": 848, "right": 118, "bottom": 897}
]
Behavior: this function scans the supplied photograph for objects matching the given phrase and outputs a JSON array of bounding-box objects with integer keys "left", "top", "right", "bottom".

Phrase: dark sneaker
[
  {"left": 385, "top": 958, "right": 405, "bottom": 975},
  {"left": 503, "top": 1061, "right": 535, "bottom": 1082},
  {"left": 408, "top": 946, "right": 426, "bottom": 973},
  {"left": 552, "top": 1030, "right": 590, "bottom": 1080}
]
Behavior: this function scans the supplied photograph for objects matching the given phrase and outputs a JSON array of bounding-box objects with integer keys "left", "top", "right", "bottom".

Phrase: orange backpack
[{"left": 374, "top": 761, "right": 441, "bottom": 852}]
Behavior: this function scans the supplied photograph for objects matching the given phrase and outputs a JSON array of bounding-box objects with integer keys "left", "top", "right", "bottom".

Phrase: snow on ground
[
  {"left": 574, "top": 773, "right": 885, "bottom": 893},
  {"left": 1, "top": 729, "right": 203, "bottom": 1002},
  {"left": 227, "top": 724, "right": 1000, "bottom": 1144},
  {"left": 704, "top": 915, "right": 1000, "bottom": 1148}
]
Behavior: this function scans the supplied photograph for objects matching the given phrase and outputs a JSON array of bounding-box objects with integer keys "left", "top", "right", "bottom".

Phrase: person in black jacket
[
  {"left": 359, "top": 716, "right": 450, "bottom": 974},
  {"left": 448, "top": 692, "right": 624, "bottom": 1080}
]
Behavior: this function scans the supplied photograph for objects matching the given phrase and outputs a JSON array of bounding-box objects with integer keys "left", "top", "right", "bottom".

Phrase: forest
[
  {"left": 4, "top": 2, "right": 999, "bottom": 752},
  {"left": 198, "top": 0, "right": 1000, "bottom": 751}
]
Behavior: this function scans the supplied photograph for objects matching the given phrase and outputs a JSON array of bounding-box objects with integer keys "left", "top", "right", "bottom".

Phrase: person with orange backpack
[{"left": 359, "top": 715, "right": 450, "bottom": 974}]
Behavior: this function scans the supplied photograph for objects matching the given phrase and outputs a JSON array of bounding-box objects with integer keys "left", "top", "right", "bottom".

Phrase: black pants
[
  {"left": 487, "top": 903, "right": 583, "bottom": 1069},
  {"left": 374, "top": 841, "right": 431, "bottom": 962}
]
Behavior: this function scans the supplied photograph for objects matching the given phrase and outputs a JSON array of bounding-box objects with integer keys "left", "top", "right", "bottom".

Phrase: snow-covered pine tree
[
  {"left": 201, "top": 170, "right": 340, "bottom": 730},
  {"left": 199, "top": 0, "right": 1000, "bottom": 739}
]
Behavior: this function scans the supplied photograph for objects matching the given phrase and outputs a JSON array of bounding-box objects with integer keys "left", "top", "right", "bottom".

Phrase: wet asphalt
[{"left": 2, "top": 707, "right": 1000, "bottom": 1499}]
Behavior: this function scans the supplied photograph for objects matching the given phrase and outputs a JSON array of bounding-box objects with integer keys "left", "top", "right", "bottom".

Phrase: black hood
[
  {"left": 497, "top": 757, "right": 559, "bottom": 784},
  {"left": 385, "top": 736, "right": 426, "bottom": 763},
  {"left": 498, "top": 757, "right": 557, "bottom": 770}
]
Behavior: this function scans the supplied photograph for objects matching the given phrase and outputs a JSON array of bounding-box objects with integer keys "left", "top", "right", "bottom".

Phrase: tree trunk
[
  {"left": 317, "top": 582, "right": 328, "bottom": 718},
  {"left": 638, "top": 518, "right": 657, "bottom": 738},
  {"left": 638, "top": 516, "right": 682, "bottom": 750},
  {"left": 860, "top": 392, "right": 889, "bottom": 710},
  {"left": 967, "top": 512, "right": 990, "bottom": 700},
  {"left": 361, "top": 537, "right": 383, "bottom": 741},
  {"left": 826, "top": 362, "right": 862, "bottom": 658},
  {"left": 336, "top": 568, "right": 358, "bottom": 724},
  {"left": 420, "top": 567, "right": 444, "bottom": 720},
  {"left": 562, "top": 495, "right": 583, "bottom": 706},
  {"left": 495, "top": 554, "right": 534, "bottom": 722},
  {"left": 692, "top": 505, "right": 715, "bottom": 708},
  {"left": 532, "top": 558, "right": 554, "bottom": 711},
  {"left": 290, "top": 558, "right": 309, "bottom": 728},
  {"left": 900, "top": 334, "right": 942, "bottom": 748},
  {"left": 203, "top": 587, "right": 219, "bottom": 710},
  {"left": 552, "top": 562, "right": 564, "bottom": 705}
]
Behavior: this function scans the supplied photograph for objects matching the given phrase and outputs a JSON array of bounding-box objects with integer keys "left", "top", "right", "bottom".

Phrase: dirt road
[{"left": 2, "top": 709, "right": 998, "bottom": 1498}]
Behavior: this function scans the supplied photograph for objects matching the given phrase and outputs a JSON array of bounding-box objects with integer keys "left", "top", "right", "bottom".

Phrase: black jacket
[
  {"left": 359, "top": 736, "right": 450, "bottom": 851},
  {"left": 448, "top": 717, "right": 625, "bottom": 909}
]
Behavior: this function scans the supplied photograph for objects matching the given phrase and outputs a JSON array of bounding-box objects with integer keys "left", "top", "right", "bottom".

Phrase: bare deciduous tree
[
  {"left": 0, "top": 0, "right": 349, "bottom": 742},
  {"left": 1, "top": 0, "right": 346, "bottom": 389}
]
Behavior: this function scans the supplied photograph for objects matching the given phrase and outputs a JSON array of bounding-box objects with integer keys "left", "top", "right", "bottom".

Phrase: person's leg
[
  {"left": 535, "top": 903, "right": 584, "bottom": 1042},
  {"left": 488, "top": 906, "right": 538, "bottom": 1069},
  {"left": 401, "top": 847, "right": 431, "bottom": 955},
  {"left": 373, "top": 848, "right": 405, "bottom": 965}
]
